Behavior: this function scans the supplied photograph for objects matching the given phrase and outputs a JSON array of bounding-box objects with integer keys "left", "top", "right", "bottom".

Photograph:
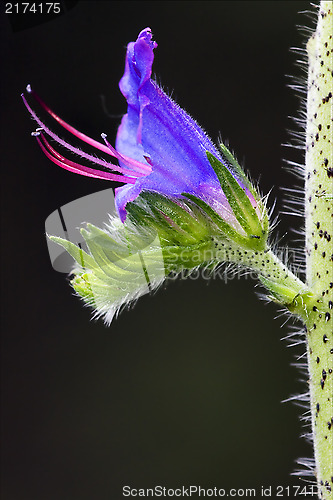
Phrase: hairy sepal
[
  {"left": 207, "top": 151, "right": 268, "bottom": 244},
  {"left": 50, "top": 224, "right": 165, "bottom": 325},
  {"left": 49, "top": 187, "right": 276, "bottom": 324}
]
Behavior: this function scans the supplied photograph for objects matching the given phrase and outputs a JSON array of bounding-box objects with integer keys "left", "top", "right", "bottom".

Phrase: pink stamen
[
  {"left": 22, "top": 92, "right": 143, "bottom": 178},
  {"left": 101, "top": 133, "right": 152, "bottom": 175},
  {"left": 26, "top": 85, "right": 152, "bottom": 175},
  {"left": 34, "top": 132, "right": 136, "bottom": 184},
  {"left": 26, "top": 84, "right": 116, "bottom": 156}
]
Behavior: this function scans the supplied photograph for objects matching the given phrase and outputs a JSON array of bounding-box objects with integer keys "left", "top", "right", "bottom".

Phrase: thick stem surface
[{"left": 305, "top": 2, "right": 333, "bottom": 498}]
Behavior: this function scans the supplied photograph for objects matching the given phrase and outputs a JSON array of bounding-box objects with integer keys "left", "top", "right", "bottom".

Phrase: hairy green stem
[
  {"left": 212, "top": 242, "right": 309, "bottom": 313},
  {"left": 305, "top": 2, "right": 333, "bottom": 498}
]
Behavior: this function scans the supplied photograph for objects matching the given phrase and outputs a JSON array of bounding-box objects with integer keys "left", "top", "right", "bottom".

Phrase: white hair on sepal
[
  {"left": 216, "top": 133, "right": 270, "bottom": 218},
  {"left": 62, "top": 213, "right": 169, "bottom": 328}
]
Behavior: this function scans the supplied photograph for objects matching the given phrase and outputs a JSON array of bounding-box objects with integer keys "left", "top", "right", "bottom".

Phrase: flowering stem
[
  {"left": 304, "top": 2, "right": 333, "bottom": 498},
  {"left": 31, "top": 14, "right": 332, "bottom": 491}
]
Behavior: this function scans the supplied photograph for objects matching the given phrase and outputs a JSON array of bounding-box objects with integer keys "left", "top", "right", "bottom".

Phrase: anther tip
[
  {"left": 26, "top": 84, "right": 32, "bottom": 93},
  {"left": 101, "top": 133, "right": 107, "bottom": 139},
  {"left": 31, "top": 131, "right": 41, "bottom": 137}
]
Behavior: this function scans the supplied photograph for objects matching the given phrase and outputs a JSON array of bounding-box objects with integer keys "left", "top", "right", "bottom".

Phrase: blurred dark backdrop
[{"left": 1, "top": 2, "right": 313, "bottom": 499}]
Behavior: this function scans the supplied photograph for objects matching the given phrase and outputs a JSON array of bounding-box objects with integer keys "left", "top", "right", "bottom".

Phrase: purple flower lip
[{"left": 113, "top": 27, "right": 232, "bottom": 221}]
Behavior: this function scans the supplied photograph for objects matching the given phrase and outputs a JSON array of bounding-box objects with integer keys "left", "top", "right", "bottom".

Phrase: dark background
[{"left": 1, "top": 1, "right": 314, "bottom": 499}]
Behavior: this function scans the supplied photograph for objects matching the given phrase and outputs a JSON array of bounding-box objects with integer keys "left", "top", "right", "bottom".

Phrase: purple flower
[
  {"left": 22, "top": 28, "right": 257, "bottom": 232},
  {"left": 114, "top": 28, "right": 229, "bottom": 222}
]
